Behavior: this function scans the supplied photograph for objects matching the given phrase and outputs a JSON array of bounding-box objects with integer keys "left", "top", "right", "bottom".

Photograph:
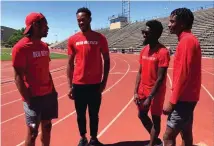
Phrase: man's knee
[
  {"left": 138, "top": 110, "right": 148, "bottom": 120},
  {"left": 163, "top": 127, "right": 178, "bottom": 141},
  {"left": 163, "top": 132, "right": 170, "bottom": 141},
  {"left": 181, "top": 128, "right": 193, "bottom": 143},
  {"left": 152, "top": 115, "right": 161, "bottom": 128},
  {"left": 28, "top": 125, "right": 39, "bottom": 141},
  {"left": 89, "top": 113, "right": 99, "bottom": 122},
  {"left": 42, "top": 121, "right": 52, "bottom": 133},
  {"left": 77, "top": 114, "right": 86, "bottom": 122},
  {"left": 45, "top": 122, "right": 52, "bottom": 132}
]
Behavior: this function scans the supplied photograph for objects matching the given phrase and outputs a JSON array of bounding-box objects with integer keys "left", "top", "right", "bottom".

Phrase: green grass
[
  {"left": 0, "top": 48, "right": 12, "bottom": 61},
  {"left": 1, "top": 48, "right": 67, "bottom": 61},
  {"left": 50, "top": 53, "right": 68, "bottom": 59}
]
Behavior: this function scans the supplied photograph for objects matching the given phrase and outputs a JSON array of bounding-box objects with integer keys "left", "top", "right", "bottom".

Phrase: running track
[{"left": 1, "top": 53, "right": 213, "bottom": 146}]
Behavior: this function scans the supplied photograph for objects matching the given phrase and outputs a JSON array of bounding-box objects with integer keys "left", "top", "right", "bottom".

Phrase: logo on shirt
[
  {"left": 33, "top": 51, "right": 49, "bottom": 58},
  {"left": 76, "top": 41, "right": 98, "bottom": 46},
  {"left": 142, "top": 56, "right": 156, "bottom": 61}
]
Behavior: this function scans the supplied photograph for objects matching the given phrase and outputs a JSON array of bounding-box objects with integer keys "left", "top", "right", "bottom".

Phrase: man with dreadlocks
[{"left": 163, "top": 8, "right": 202, "bottom": 146}]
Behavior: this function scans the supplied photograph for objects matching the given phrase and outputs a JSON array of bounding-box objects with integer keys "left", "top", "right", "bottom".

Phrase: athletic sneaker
[
  {"left": 88, "top": 138, "right": 104, "bottom": 146},
  {"left": 78, "top": 137, "right": 88, "bottom": 146},
  {"left": 155, "top": 138, "right": 163, "bottom": 146},
  {"left": 155, "top": 143, "right": 163, "bottom": 146},
  {"left": 145, "top": 138, "right": 163, "bottom": 146}
]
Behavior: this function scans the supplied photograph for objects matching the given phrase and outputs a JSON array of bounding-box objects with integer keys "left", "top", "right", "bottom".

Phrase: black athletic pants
[{"left": 73, "top": 84, "right": 102, "bottom": 137}]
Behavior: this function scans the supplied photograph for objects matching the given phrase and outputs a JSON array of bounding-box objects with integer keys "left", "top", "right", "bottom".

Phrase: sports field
[{"left": 1, "top": 51, "right": 213, "bottom": 146}]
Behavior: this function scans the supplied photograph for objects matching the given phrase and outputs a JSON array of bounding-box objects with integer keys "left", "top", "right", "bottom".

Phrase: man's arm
[
  {"left": 148, "top": 67, "right": 168, "bottom": 100},
  {"left": 134, "top": 64, "right": 142, "bottom": 94},
  {"left": 100, "top": 35, "right": 110, "bottom": 92},
  {"left": 100, "top": 52, "right": 110, "bottom": 93},
  {"left": 67, "top": 54, "right": 75, "bottom": 89},
  {"left": 169, "top": 39, "right": 195, "bottom": 104},
  {"left": 101, "top": 52, "right": 110, "bottom": 86},
  {"left": 133, "top": 64, "right": 142, "bottom": 105},
  {"left": 49, "top": 72, "right": 56, "bottom": 93},
  {"left": 13, "top": 67, "right": 31, "bottom": 103}
]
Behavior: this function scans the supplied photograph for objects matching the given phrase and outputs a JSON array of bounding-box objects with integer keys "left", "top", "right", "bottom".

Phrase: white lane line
[
  {"left": 1, "top": 81, "right": 67, "bottom": 107},
  {"left": 15, "top": 57, "right": 130, "bottom": 146},
  {"left": 97, "top": 96, "right": 134, "bottom": 138},
  {"left": 201, "top": 84, "right": 214, "bottom": 101},
  {"left": 1, "top": 75, "right": 66, "bottom": 96},
  {"left": 202, "top": 69, "right": 214, "bottom": 76}
]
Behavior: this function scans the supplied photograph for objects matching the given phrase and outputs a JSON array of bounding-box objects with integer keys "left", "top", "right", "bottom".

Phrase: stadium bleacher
[{"left": 51, "top": 7, "right": 214, "bottom": 57}]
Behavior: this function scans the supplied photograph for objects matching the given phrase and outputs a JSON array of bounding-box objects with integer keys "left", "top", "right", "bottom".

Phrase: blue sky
[{"left": 1, "top": 1, "right": 213, "bottom": 44}]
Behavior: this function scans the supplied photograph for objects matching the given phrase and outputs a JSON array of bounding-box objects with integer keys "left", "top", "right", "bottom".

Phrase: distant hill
[{"left": 1, "top": 26, "right": 17, "bottom": 42}]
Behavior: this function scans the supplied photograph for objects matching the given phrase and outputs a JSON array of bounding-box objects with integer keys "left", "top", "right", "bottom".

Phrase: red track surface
[{"left": 1, "top": 54, "right": 213, "bottom": 146}]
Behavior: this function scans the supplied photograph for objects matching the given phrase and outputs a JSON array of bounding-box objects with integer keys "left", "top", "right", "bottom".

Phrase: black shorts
[
  {"left": 23, "top": 92, "right": 58, "bottom": 126},
  {"left": 167, "top": 101, "right": 197, "bottom": 129}
]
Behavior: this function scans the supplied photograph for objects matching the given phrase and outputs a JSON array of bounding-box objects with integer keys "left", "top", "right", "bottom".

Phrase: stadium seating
[{"left": 51, "top": 7, "right": 214, "bottom": 57}]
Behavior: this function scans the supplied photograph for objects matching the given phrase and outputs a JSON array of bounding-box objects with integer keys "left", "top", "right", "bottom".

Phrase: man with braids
[
  {"left": 134, "top": 20, "right": 170, "bottom": 146},
  {"left": 12, "top": 12, "right": 58, "bottom": 146},
  {"left": 163, "top": 8, "right": 201, "bottom": 146},
  {"left": 67, "top": 7, "right": 110, "bottom": 146}
]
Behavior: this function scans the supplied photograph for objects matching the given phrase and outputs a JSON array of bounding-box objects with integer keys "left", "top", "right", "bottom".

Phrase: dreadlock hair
[{"left": 171, "top": 7, "right": 194, "bottom": 29}]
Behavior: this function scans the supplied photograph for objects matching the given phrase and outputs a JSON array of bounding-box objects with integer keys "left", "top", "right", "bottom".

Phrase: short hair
[
  {"left": 76, "top": 7, "right": 91, "bottom": 17},
  {"left": 146, "top": 20, "right": 163, "bottom": 39},
  {"left": 170, "top": 7, "right": 194, "bottom": 29}
]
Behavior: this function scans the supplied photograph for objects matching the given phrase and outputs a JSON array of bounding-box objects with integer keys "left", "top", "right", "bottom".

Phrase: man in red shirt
[
  {"left": 163, "top": 8, "right": 201, "bottom": 146},
  {"left": 67, "top": 7, "right": 110, "bottom": 146},
  {"left": 12, "top": 12, "right": 58, "bottom": 146},
  {"left": 134, "top": 20, "right": 170, "bottom": 146}
]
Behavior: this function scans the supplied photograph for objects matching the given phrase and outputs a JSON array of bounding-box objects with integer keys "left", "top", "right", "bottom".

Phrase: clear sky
[{"left": 1, "top": 1, "right": 213, "bottom": 44}]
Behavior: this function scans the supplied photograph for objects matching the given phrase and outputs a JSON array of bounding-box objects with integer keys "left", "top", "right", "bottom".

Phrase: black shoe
[
  {"left": 155, "top": 138, "right": 163, "bottom": 146},
  {"left": 145, "top": 138, "right": 163, "bottom": 146},
  {"left": 78, "top": 137, "right": 88, "bottom": 146},
  {"left": 88, "top": 138, "right": 104, "bottom": 146}
]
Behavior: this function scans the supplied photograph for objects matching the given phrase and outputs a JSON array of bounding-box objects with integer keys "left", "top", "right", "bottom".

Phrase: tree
[{"left": 6, "top": 28, "right": 25, "bottom": 47}]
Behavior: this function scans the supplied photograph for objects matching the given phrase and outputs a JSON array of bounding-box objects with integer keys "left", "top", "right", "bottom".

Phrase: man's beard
[{"left": 143, "top": 38, "right": 150, "bottom": 45}]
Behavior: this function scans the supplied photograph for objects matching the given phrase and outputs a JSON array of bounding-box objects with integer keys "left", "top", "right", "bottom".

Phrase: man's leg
[
  {"left": 163, "top": 107, "right": 181, "bottom": 146},
  {"left": 23, "top": 102, "right": 40, "bottom": 146},
  {"left": 25, "top": 125, "right": 40, "bottom": 146},
  {"left": 150, "top": 115, "right": 161, "bottom": 146},
  {"left": 150, "top": 95, "right": 165, "bottom": 146},
  {"left": 137, "top": 98, "right": 153, "bottom": 134},
  {"left": 163, "top": 102, "right": 194, "bottom": 146},
  {"left": 180, "top": 102, "right": 196, "bottom": 146},
  {"left": 180, "top": 120, "right": 193, "bottom": 146},
  {"left": 88, "top": 87, "right": 102, "bottom": 140},
  {"left": 73, "top": 85, "right": 88, "bottom": 138},
  {"left": 138, "top": 109, "right": 153, "bottom": 134},
  {"left": 163, "top": 126, "right": 180, "bottom": 146},
  {"left": 40, "top": 92, "right": 58, "bottom": 146},
  {"left": 41, "top": 120, "right": 52, "bottom": 146}
]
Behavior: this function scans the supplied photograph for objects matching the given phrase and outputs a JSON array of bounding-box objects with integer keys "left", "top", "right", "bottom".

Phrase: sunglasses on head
[{"left": 141, "top": 30, "right": 150, "bottom": 35}]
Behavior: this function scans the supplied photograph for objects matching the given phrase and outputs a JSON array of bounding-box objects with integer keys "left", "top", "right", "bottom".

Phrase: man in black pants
[{"left": 67, "top": 7, "right": 110, "bottom": 146}]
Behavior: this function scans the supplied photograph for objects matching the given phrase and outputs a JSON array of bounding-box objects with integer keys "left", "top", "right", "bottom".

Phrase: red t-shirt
[
  {"left": 170, "top": 30, "right": 201, "bottom": 104},
  {"left": 138, "top": 44, "right": 170, "bottom": 99},
  {"left": 12, "top": 37, "right": 53, "bottom": 100},
  {"left": 67, "top": 31, "right": 109, "bottom": 84}
]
